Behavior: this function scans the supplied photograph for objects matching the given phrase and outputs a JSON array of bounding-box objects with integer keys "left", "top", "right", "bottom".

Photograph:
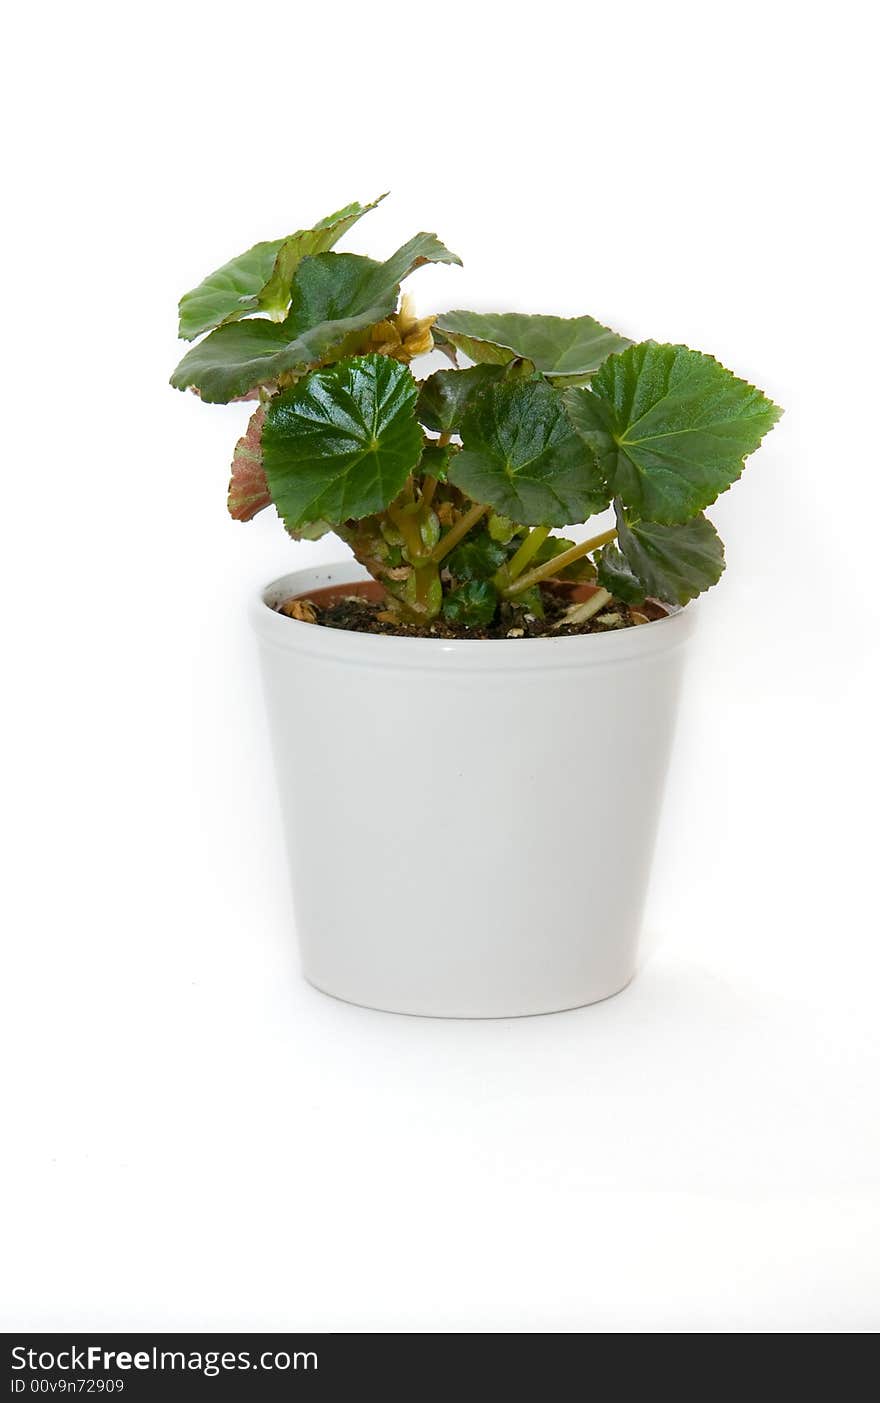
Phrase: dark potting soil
[{"left": 275, "top": 589, "right": 667, "bottom": 639}]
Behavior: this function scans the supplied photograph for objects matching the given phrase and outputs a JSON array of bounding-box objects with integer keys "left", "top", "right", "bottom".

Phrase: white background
[{"left": 2, "top": 0, "right": 878, "bottom": 1333}]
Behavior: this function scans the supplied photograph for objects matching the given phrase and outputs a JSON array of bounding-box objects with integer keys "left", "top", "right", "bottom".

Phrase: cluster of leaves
[{"left": 172, "top": 196, "right": 782, "bottom": 627}]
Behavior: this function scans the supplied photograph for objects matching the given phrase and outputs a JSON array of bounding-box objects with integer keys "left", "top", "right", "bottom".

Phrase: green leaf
[
  {"left": 177, "top": 240, "right": 284, "bottom": 343},
  {"left": 374, "top": 229, "right": 462, "bottom": 285},
  {"left": 444, "top": 531, "right": 509, "bottom": 582},
  {"left": 288, "top": 519, "right": 332, "bottom": 542},
  {"left": 594, "top": 542, "right": 647, "bottom": 605},
  {"left": 283, "top": 231, "right": 461, "bottom": 343},
  {"left": 419, "top": 441, "right": 455, "bottom": 482},
  {"left": 176, "top": 195, "right": 386, "bottom": 340},
  {"left": 435, "top": 310, "right": 632, "bottom": 382},
  {"left": 565, "top": 342, "right": 782, "bottom": 524},
  {"left": 514, "top": 584, "right": 545, "bottom": 618},
  {"left": 171, "top": 232, "right": 461, "bottom": 402},
  {"left": 261, "top": 355, "right": 422, "bottom": 530},
  {"left": 170, "top": 319, "right": 293, "bottom": 403},
  {"left": 449, "top": 380, "right": 609, "bottom": 526},
  {"left": 442, "top": 579, "right": 498, "bottom": 627},
  {"left": 597, "top": 501, "right": 726, "bottom": 604},
  {"left": 487, "top": 512, "right": 517, "bottom": 543},
  {"left": 281, "top": 252, "right": 392, "bottom": 341},
  {"left": 416, "top": 364, "right": 508, "bottom": 434},
  {"left": 530, "top": 534, "right": 597, "bottom": 582}
]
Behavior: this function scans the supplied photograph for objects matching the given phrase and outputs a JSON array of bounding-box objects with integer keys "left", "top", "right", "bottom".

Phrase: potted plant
[{"left": 171, "top": 194, "right": 781, "bottom": 1017}]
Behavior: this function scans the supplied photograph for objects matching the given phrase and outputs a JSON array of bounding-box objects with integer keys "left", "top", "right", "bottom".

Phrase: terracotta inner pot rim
[
  {"left": 275, "top": 578, "right": 671, "bottom": 633},
  {"left": 289, "top": 579, "right": 641, "bottom": 609}
]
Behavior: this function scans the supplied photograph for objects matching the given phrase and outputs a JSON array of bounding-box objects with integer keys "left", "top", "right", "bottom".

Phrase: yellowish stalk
[
  {"left": 506, "top": 527, "right": 617, "bottom": 596},
  {"left": 497, "top": 525, "right": 550, "bottom": 588},
  {"left": 560, "top": 587, "right": 612, "bottom": 626},
  {"left": 430, "top": 503, "right": 490, "bottom": 565}
]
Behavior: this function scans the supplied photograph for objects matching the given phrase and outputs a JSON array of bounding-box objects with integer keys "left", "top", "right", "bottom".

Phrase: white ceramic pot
[{"left": 251, "top": 562, "right": 696, "bottom": 1018}]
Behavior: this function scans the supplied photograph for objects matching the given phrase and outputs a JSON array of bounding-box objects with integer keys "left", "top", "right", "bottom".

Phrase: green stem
[
  {"left": 505, "top": 526, "right": 617, "bottom": 596},
  {"left": 412, "top": 561, "right": 436, "bottom": 611},
  {"left": 387, "top": 504, "right": 424, "bottom": 562},
  {"left": 421, "top": 475, "right": 438, "bottom": 508},
  {"left": 496, "top": 525, "right": 550, "bottom": 589},
  {"left": 430, "top": 503, "right": 490, "bottom": 565}
]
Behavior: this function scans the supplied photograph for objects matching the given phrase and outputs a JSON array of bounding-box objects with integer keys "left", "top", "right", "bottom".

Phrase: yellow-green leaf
[
  {"left": 176, "top": 195, "right": 386, "bottom": 340},
  {"left": 171, "top": 233, "right": 461, "bottom": 403}
]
